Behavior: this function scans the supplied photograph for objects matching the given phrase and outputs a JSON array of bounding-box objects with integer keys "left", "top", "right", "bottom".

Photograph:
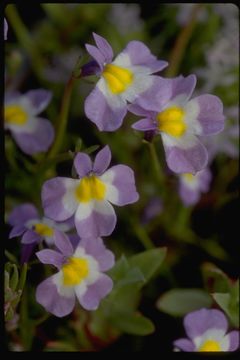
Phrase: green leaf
[
  {"left": 108, "top": 309, "right": 155, "bottom": 336},
  {"left": 201, "top": 262, "right": 231, "bottom": 293},
  {"left": 156, "top": 288, "right": 213, "bottom": 317},
  {"left": 108, "top": 255, "right": 145, "bottom": 289},
  {"left": 9, "top": 264, "right": 19, "bottom": 291},
  {"left": 17, "top": 263, "right": 28, "bottom": 292},
  {"left": 84, "top": 144, "right": 100, "bottom": 155},
  {"left": 212, "top": 280, "right": 239, "bottom": 328},
  {"left": 129, "top": 247, "right": 167, "bottom": 285}
]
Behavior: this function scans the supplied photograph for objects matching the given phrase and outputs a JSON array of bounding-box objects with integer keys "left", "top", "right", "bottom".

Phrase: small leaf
[
  {"left": 109, "top": 309, "right": 155, "bottom": 336},
  {"left": 9, "top": 264, "right": 19, "bottom": 291},
  {"left": 74, "top": 138, "right": 82, "bottom": 153},
  {"left": 108, "top": 255, "right": 145, "bottom": 289},
  {"left": 129, "top": 247, "right": 167, "bottom": 285},
  {"left": 84, "top": 144, "right": 100, "bottom": 155},
  {"left": 17, "top": 263, "right": 27, "bottom": 292},
  {"left": 212, "top": 280, "right": 239, "bottom": 328},
  {"left": 201, "top": 262, "right": 231, "bottom": 293},
  {"left": 156, "top": 288, "right": 213, "bottom": 317}
]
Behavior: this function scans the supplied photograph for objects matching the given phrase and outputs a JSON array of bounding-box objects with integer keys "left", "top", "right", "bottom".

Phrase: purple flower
[
  {"left": 4, "top": 89, "right": 54, "bottom": 155},
  {"left": 84, "top": 32, "right": 168, "bottom": 131},
  {"left": 8, "top": 203, "right": 73, "bottom": 247},
  {"left": 36, "top": 230, "right": 114, "bottom": 317},
  {"left": 178, "top": 168, "right": 212, "bottom": 206},
  {"left": 42, "top": 145, "right": 139, "bottom": 238},
  {"left": 130, "top": 75, "right": 225, "bottom": 174},
  {"left": 141, "top": 196, "right": 163, "bottom": 224},
  {"left": 202, "top": 108, "right": 239, "bottom": 162},
  {"left": 4, "top": 18, "right": 8, "bottom": 40},
  {"left": 173, "top": 308, "right": 239, "bottom": 352}
]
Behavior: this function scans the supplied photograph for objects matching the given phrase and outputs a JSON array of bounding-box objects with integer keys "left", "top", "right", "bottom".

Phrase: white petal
[
  {"left": 184, "top": 99, "right": 202, "bottom": 134},
  {"left": 100, "top": 170, "right": 119, "bottom": 203},
  {"left": 97, "top": 78, "right": 126, "bottom": 110},
  {"left": 219, "top": 334, "right": 230, "bottom": 351},
  {"left": 62, "top": 179, "right": 79, "bottom": 215},
  {"left": 112, "top": 52, "right": 131, "bottom": 67},
  {"left": 75, "top": 202, "right": 93, "bottom": 221},
  {"left": 93, "top": 199, "right": 115, "bottom": 215},
  {"left": 194, "top": 328, "right": 226, "bottom": 349},
  {"left": 161, "top": 131, "right": 199, "bottom": 150},
  {"left": 52, "top": 271, "right": 75, "bottom": 298}
]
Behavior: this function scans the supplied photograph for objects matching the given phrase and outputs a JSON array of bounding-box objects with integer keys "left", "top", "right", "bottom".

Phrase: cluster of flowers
[
  {"left": 6, "top": 26, "right": 237, "bottom": 351},
  {"left": 8, "top": 145, "right": 139, "bottom": 317},
  {"left": 5, "top": 31, "right": 225, "bottom": 207}
]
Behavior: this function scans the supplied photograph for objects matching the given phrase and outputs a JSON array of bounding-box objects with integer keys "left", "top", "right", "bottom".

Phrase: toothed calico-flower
[
  {"left": 84, "top": 32, "right": 168, "bottom": 131},
  {"left": 8, "top": 203, "right": 73, "bottom": 246},
  {"left": 4, "top": 89, "right": 54, "bottom": 155},
  {"left": 42, "top": 145, "right": 139, "bottom": 238},
  {"left": 130, "top": 75, "right": 225, "bottom": 174},
  {"left": 36, "top": 230, "right": 114, "bottom": 317},
  {"left": 178, "top": 168, "right": 212, "bottom": 206},
  {"left": 173, "top": 308, "right": 239, "bottom": 352}
]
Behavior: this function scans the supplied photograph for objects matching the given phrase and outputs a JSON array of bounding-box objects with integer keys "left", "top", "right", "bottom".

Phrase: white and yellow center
[
  {"left": 199, "top": 340, "right": 221, "bottom": 352},
  {"left": 157, "top": 106, "right": 186, "bottom": 137},
  {"left": 5, "top": 104, "right": 28, "bottom": 126},
  {"left": 62, "top": 257, "right": 89, "bottom": 286},
  {"left": 182, "top": 173, "right": 195, "bottom": 182},
  {"left": 75, "top": 175, "right": 106, "bottom": 203},
  {"left": 102, "top": 64, "right": 133, "bottom": 94},
  {"left": 34, "top": 223, "right": 54, "bottom": 237}
]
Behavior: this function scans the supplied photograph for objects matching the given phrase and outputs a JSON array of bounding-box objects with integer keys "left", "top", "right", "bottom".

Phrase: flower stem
[
  {"left": 130, "top": 217, "right": 154, "bottom": 249},
  {"left": 145, "top": 141, "right": 165, "bottom": 193},
  {"left": 165, "top": 4, "right": 203, "bottom": 77},
  {"left": 5, "top": 5, "right": 44, "bottom": 79},
  {"left": 47, "top": 75, "right": 76, "bottom": 159}
]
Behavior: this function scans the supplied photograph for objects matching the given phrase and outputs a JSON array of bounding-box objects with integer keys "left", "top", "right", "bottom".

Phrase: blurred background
[{"left": 4, "top": 3, "right": 239, "bottom": 352}]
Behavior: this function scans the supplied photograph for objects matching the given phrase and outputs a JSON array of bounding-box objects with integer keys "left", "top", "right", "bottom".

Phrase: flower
[
  {"left": 4, "top": 89, "right": 54, "bottom": 155},
  {"left": 130, "top": 75, "right": 225, "bottom": 174},
  {"left": 36, "top": 230, "right": 114, "bottom": 317},
  {"left": 178, "top": 168, "right": 212, "bottom": 206},
  {"left": 108, "top": 4, "right": 144, "bottom": 35},
  {"left": 8, "top": 203, "right": 73, "bottom": 246},
  {"left": 84, "top": 32, "right": 168, "bottom": 131},
  {"left": 141, "top": 196, "right": 163, "bottom": 224},
  {"left": 173, "top": 308, "right": 239, "bottom": 352},
  {"left": 202, "top": 107, "right": 239, "bottom": 162},
  {"left": 42, "top": 145, "right": 139, "bottom": 238},
  {"left": 4, "top": 18, "right": 8, "bottom": 40}
]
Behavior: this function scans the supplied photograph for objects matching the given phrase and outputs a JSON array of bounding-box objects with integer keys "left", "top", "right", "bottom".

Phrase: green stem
[
  {"left": 5, "top": 5, "right": 44, "bottom": 79},
  {"left": 17, "top": 263, "right": 28, "bottom": 292},
  {"left": 5, "top": 250, "right": 18, "bottom": 264},
  {"left": 130, "top": 217, "right": 154, "bottom": 250},
  {"left": 145, "top": 141, "right": 165, "bottom": 190},
  {"left": 34, "top": 312, "right": 50, "bottom": 326},
  {"left": 47, "top": 75, "right": 76, "bottom": 159},
  {"left": 165, "top": 4, "right": 203, "bottom": 77}
]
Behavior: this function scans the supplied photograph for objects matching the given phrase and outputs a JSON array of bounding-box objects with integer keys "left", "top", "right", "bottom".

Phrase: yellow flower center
[
  {"left": 182, "top": 173, "right": 195, "bottom": 182},
  {"left": 102, "top": 64, "right": 133, "bottom": 94},
  {"left": 199, "top": 340, "right": 221, "bottom": 352},
  {"left": 75, "top": 175, "right": 106, "bottom": 203},
  {"left": 157, "top": 106, "right": 186, "bottom": 137},
  {"left": 5, "top": 104, "right": 28, "bottom": 126},
  {"left": 34, "top": 223, "right": 54, "bottom": 237},
  {"left": 62, "top": 257, "right": 89, "bottom": 286}
]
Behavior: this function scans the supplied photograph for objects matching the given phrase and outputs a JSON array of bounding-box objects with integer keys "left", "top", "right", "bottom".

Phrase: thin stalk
[
  {"left": 47, "top": 75, "right": 76, "bottom": 159},
  {"left": 130, "top": 217, "right": 154, "bottom": 250},
  {"left": 165, "top": 4, "right": 203, "bottom": 77},
  {"left": 5, "top": 5, "right": 44, "bottom": 79}
]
